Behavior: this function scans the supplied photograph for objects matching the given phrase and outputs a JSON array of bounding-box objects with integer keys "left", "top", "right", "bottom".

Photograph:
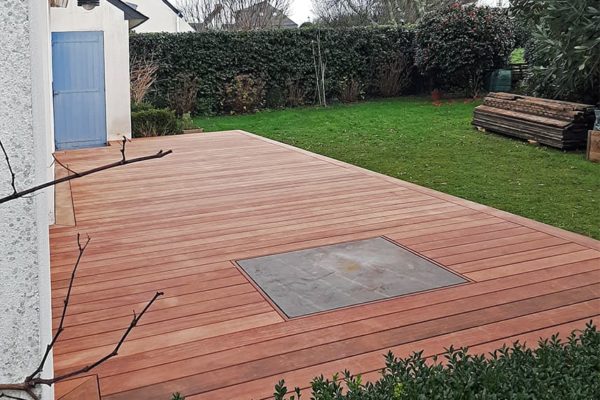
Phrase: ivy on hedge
[{"left": 129, "top": 27, "right": 416, "bottom": 115}]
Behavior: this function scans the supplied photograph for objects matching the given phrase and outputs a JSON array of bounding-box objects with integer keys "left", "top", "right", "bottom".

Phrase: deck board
[{"left": 51, "top": 131, "right": 599, "bottom": 399}]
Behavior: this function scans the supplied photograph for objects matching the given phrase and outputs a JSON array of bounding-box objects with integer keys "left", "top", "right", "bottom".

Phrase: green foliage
[
  {"left": 511, "top": 0, "right": 600, "bottom": 104},
  {"left": 129, "top": 27, "right": 416, "bottom": 114},
  {"left": 273, "top": 323, "right": 599, "bottom": 400},
  {"left": 170, "top": 392, "right": 185, "bottom": 400},
  {"left": 221, "top": 74, "right": 266, "bottom": 114},
  {"left": 510, "top": 48, "right": 525, "bottom": 64},
  {"left": 180, "top": 112, "right": 195, "bottom": 130},
  {"left": 131, "top": 108, "right": 181, "bottom": 138},
  {"left": 130, "top": 101, "right": 155, "bottom": 113},
  {"left": 415, "top": 4, "right": 515, "bottom": 96},
  {"left": 194, "top": 98, "right": 600, "bottom": 239}
]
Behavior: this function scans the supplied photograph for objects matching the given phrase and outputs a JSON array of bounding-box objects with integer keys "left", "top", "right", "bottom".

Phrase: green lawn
[{"left": 194, "top": 98, "right": 600, "bottom": 239}]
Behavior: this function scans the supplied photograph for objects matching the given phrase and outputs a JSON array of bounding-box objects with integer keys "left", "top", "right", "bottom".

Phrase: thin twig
[
  {"left": 25, "top": 234, "right": 91, "bottom": 383},
  {"left": 0, "top": 385, "right": 37, "bottom": 400},
  {"left": 0, "top": 148, "right": 172, "bottom": 204},
  {"left": 120, "top": 136, "right": 129, "bottom": 163},
  {"left": 32, "top": 291, "right": 164, "bottom": 386},
  {"left": 0, "top": 140, "right": 17, "bottom": 195},
  {"left": 0, "top": 392, "right": 28, "bottom": 400},
  {"left": 51, "top": 154, "right": 79, "bottom": 176}
]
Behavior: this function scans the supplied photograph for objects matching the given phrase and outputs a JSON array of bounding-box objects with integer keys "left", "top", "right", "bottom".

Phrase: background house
[
  {"left": 191, "top": 0, "right": 298, "bottom": 31},
  {"left": 129, "top": 0, "right": 195, "bottom": 32},
  {"left": 50, "top": 0, "right": 147, "bottom": 149},
  {"left": 233, "top": 1, "right": 298, "bottom": 29}
]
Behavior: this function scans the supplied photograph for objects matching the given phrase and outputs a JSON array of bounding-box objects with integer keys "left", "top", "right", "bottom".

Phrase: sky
[{"left": 289, "top": 0, "right": 315, "bottom": 24}]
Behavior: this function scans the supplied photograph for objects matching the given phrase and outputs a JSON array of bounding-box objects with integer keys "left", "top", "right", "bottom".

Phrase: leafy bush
[
  {"left": 338, "top": 78, "right": 363, "bottom": 103},
  {"left": 415, "top": 4, "right": 515, "bottom": 96},
  {"left": 221, "top": 74, "right": 266, "bottom": 114},
  {"left": 511, "top": 0, "right": 600, "bottom": 104},
  {"left": 274, "top": 322, "right": 599, "bottom": 400},
  {"left": 129, "top": 27, "right": 416, "bottom": 114},
  {"left": 130, "top": 101, "right": 155, "bottom": 113},
  {"left": 167, "top": 73, "right": 200, "bottom": 117},
  {"left": 131, "top": 108, "right": 181, "bottom": 138},
  {"left": 377, "top": 54, "right": 414, "bottom": 97}
]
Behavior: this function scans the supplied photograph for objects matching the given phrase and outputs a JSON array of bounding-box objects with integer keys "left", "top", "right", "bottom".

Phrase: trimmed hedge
[
  {"left": 129, "top": 27, "right": 417, "bottom": 115},
  {"left": 131, "top": 108, "right": 181, "bottom": 138},
  {"left": 274, "top": 322, "right": 600, "bottom": 400}
]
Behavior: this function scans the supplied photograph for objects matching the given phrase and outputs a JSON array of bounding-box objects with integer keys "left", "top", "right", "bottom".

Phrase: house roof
[
  {"left": 235, "top": 0, "right": 298, "bottom": 29},
  {"left": 107, "top": 0, "right": 149, "bottom": 29},
  {"left": 160, "top": 0, "right": 184, "bottom": 17}
]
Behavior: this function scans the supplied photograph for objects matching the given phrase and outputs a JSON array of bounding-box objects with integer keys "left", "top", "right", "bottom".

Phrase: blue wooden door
[{"left": 52, "top": 31, "right": 107, "bottom": 150}]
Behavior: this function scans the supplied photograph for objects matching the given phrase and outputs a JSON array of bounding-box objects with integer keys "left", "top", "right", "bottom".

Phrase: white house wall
[
  {"left": 130, "top": 0, "right": 194, "bottom": 33},
  {"left": 0, "top": 0, "right": 54, "bottom": 398},
  {"left": 51, "top": 1, "right": 132, "bottom": 141}
]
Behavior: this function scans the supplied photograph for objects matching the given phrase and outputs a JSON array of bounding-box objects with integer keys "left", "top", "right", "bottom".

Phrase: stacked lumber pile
[{"left": 473, "top": 92, "right": 595, "bottom": 149}]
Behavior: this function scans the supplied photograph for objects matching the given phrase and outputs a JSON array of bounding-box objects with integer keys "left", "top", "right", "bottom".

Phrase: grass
[{"left": 194, "top": 97, "right": 600, "bottom": 239}]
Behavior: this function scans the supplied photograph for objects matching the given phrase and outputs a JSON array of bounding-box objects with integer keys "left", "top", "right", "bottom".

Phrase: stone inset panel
[{"left": 238, "top": 237, "right": 467, "bottom": 318}]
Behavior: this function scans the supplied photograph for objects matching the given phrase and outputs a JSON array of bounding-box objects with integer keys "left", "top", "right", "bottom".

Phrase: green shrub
[
  {"left": 130, "top": 101, "right": 154, "bottom": 113},
  {"left": 274, "top": 322, "right": 599, "bottom": 400},
  {"left": 131, "top": 108, "right": 181, "bottom": 138},
  {"left": 511, "top": 0, "right": 600, "bottom": 104},
  {"left": 129, "top": 27, "right": 416, "bottom": 114},
  {"left": 415, "top": 4, "right": 515, "bottom": 96},
  {"left": 221, "top": 74, "right": 266, "bottom": 114}
]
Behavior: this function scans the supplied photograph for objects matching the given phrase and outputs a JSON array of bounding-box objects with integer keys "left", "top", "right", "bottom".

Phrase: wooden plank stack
[{"left": 473, "top": 92, "right": 596, "bottom": 149}]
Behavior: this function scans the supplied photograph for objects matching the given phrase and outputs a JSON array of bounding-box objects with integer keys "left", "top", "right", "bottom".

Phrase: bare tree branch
[
  {"left": 0, "top": 285, "right": 163, "bottom": 398},
  {"left": 130, "top": 56, "right": 159, "bottom": 105},
  {"left": 0, "top": 140, "right": 17, "bottom": 196},
  {"left": 32, "top": 291, "right": 164, "bottom": 386},
  {"left": 1, "top": 137, "right": 171, "bottom": 399},
  {"left": 0, "top": 138, "right": 172, "bottom": 204},
  {"left": 51, "top": 154, "right": 78, "bottom": 176},
  {"left": 311, "top": 0, "right": 473, "bottom": 26},
  {"left": 0, "top": 393, "right": 28, "bottom": 400},
  {"left": 25, "top": 234, "right": 91, "bottom": 383},
  {"left": 180, "top": 0, "right": 292, "bottom": 30}
]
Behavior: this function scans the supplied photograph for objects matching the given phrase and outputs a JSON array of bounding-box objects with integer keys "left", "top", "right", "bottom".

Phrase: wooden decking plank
[
  {"left": 466, "top": 250, "right": 600, "bottom": 281},
  {"left": 452, "top": 242, "right": 588, "bottom": 272},
  {"left": 93, "top": 272, "right": 599, "bottom": 393},
  {"left": 50, "top": 208, "right": 481, "bottom": 272},
  {"left": 434, "top": 236, "right": 568, "bottom": 265},
  {"left": 100, "top": 286, "right": 598, "bottom": 399},
  {"left": 49, "top": 132, "right": 599, "bottom": 400},
  {"left": 63, "top": 256, "right": 600, "bottom": 383},
  {"left": 187, "top": 312, "right": 598, "bottom": 400},
  {"left": 66, "top": 267, "right": 599, "bottom": 381},
  {"left": 51, "top": 197, "right": 443, "bottom": 258}
]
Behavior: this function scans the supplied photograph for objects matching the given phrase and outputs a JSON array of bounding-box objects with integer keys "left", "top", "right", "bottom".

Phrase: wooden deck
[{"left": 50, "top": 131, "right": 600, "bottom": 400}]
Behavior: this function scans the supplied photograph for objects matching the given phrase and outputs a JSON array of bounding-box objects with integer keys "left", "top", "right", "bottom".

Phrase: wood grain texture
[{"left": 50, "top": 131, "right": 599, "bottom": 399}]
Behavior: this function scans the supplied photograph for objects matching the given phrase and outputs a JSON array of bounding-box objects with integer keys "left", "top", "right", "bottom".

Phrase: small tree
[
  {"left": 512, "top": 0, "right": 600, "bottom": 104},
  {"left": 415, "top": 4, "right": 514, "bottom": 97}
]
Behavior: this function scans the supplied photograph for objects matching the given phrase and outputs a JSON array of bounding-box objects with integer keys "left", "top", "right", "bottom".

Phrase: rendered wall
[
  {"left": 51, "top": 0, "right": 132, "bottom": 141},
  {"left": 0, "top": 0, "right": 54, "bottom": 398},
  {"left": 130, "top": 0, "right": 194, "bottom": 33}
]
